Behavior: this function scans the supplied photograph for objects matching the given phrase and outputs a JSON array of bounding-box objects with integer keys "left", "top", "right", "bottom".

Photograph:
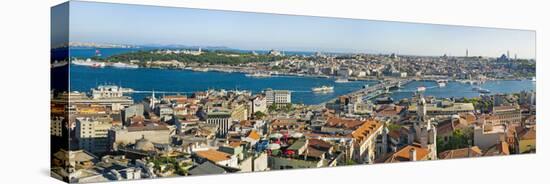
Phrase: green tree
[
  {"left": 387, "top": 123, "right": 402, "bottom": 131},
  {"left": 437, "top": 129, "right": 471, "bottom": 154},
  {"left": 254, "top": 111, "right": 267, "bottom": 119}
]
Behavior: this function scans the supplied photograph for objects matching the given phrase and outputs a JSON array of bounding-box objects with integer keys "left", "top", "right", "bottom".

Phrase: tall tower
[
  {"left": 417, "top": 94, "right": 427, "bottom": 122},
  {"left": 507, "top": 50, "right": 510, "bottom": 59},
  {"left": 466, "top": 49, "right": 469, "bottom": 57}
]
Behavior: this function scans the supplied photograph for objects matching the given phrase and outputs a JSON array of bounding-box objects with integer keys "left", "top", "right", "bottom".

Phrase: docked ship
[
  {"left": 334, "top": 78, "right": 349, "bottom": 83},
  {"left": 111, "top": 62, "right": 139, "bottom": 69},
  {"left": 312, "top": 85, "right": 334, "bottom": 93},
  {"left": 245, "top": 72, "right": 271, "bottom": 78},
  {"left": 72, "top": 58, "right": 106, "bottom": 68}
]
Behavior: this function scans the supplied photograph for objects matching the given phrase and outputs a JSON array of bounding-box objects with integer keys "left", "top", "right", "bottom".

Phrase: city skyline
[{"left": 69, "top": 1, "right": 536, "bottom": 59}]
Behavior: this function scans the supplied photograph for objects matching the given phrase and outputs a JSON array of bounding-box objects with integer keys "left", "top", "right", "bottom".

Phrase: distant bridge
[{"left": 319, "top": 79, "right": 413, "bottom": 106}]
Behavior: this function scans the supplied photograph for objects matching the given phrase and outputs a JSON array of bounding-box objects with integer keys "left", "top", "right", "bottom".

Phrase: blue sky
[{"left": 68, "top": 1, "right": 536, "bottom": 59}]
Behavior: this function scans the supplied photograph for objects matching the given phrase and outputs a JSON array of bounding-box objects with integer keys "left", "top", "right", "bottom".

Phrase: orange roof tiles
[
  {"left": 384, "top": 144, "right": 429, "bottom": 163},
  {"left": 326, "top": 117, "right": 365, "bottom": 129},
  {"left": 247, "top": 130, "right": 261, "bottom": 140},
  {"left": 351, "top": 119, "right": 382, "bottom": 145},
  {"left": 439, "top": 146, "right": 483, "bottom": 159},
  {"left": 195, "top": 149, "right": 232, "bottom": 162}
]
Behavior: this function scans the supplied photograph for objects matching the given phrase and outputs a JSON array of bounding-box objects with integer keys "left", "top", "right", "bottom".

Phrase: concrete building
[
  {"left": 155, "top": 104, "right": 174, "bottom": 121},
  {"left": 492, "top": 104, "right": 521, "bottom": 125},
  {"left": 121, "top": 104, "right": 144, "bottom": 125},
  {"left": 206, "top": 110, "right": 232, "bottom": 137},
  {"left": 109, "top": 121, "right": 172, "bottom": 149},
  {"left": 91, "top": 85, "right": 133, "bottom": 99},
  {"left": 351, "top": 120, "right": 384, "bottom": 164},
  {"left": 230, "top": 104, "right": 248, "bottom": 122},
  {"left": 249, "top": 95, "right": 267, "bottom": 116},
  {"left": 474, "top": 124, "right": 506, "bottom": 150},
  {"left": 265, "top": 89, "right": 291, "bottom": 106},
  {"left": 51, "top": 116, "right": 64, "bottom": 137},
  {"left": 76, "top": 117, "right": 114, "bottom": 154},
  {"left": 408, "top": 100, "right": 474, "bottom": 116}
]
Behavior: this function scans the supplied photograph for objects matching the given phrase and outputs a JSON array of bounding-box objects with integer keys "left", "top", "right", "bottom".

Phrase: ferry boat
[
  {"left": 375, "top": 96, "right": 394, "bottom": 104},
  {"left": 72, "top": 58, "right": 106, "bottom": 68},
  {"left": 478, "top": 88, "right": 491, "bottom": 94},
  {"left": 532, "top": 77, "right": 536, "bottom": 82},
  {"left": 417, "top": 86, "right": 426, "bottom": 92},
  {"left": 335, "top": 78, "right": 349, "bottom": 83},
  {"left": 472, "top": 87, "right": 491, "bottom": 94},
  {"left": 312, "top": 85, "right": 334, "bottom": 93},
  {"left": 112, "top": 62, "right": 139, "bottom": 69},
  {"left": 245, "top": 72, "right": 271, "bottom": 78}
]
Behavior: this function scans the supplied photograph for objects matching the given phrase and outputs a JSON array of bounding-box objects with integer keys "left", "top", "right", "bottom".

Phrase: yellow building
[{"left": 517, "top": 128, "right": 536, "bottom": 153}]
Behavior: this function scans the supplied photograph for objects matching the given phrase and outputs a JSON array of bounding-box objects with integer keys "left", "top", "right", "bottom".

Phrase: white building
[
  {"left": 250, "top": 95, "right": 267, "bottom": 115},
  {"left": 91, "top": 85, "right": 133, "bottom": 99},
  {"left": 265, "top": 89, "right": 291, "bottom": 106},
  {"left": 51, "top": 116, "right": 64, "bottom": 137},
  {"left": 109, "top": 123, "right": 172, "bottom": 150}
]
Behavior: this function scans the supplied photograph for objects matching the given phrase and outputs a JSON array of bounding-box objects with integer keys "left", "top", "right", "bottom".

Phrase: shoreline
[{"left": 70, "top": 63, "right": 535, "bottom": 82}]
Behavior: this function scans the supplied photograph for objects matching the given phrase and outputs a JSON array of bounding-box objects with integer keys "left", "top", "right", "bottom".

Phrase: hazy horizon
[{"left": 67, "top": 1, "right": 536, "bottom": 59}]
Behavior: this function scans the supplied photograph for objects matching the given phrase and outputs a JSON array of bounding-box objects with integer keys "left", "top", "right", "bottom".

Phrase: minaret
[{"left": 150, "top": 90, "right": 156, "bottom": 109}]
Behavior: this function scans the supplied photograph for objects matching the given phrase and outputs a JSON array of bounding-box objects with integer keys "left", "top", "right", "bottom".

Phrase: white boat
[
  {"left": 72, "top": 58, "right": 105, "bottom": 68},
  {"left": 335, "top": 78, "right": 349, "bottom": 83},
  {"left": 245, "top": 72, "right": 271, "bottom": 78},
  {"left": 312, "top": 85, "right": 334, "bottom": 93},
  {"left": 112, "top": 62, "right": 139, "bottom": 69},
  {"left": 51, "top": 60, "right": 68, "bottom": 68},
  {"left": 478, "top": 88, "right": 491, "bottom": 94},
  {"left": 437, "top": 80, "right": 446, "bottom": 87},
  {"left": 417, "top": 86, "right": 426, "bottom": 92},
  {"left": 532, "top": 77, "right": 536, "bottom": 82}
]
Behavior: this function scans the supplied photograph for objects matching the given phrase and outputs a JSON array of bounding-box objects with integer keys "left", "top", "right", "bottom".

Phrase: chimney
[{"left": 409, "top": 148, "right": 417, "bottom": 161}]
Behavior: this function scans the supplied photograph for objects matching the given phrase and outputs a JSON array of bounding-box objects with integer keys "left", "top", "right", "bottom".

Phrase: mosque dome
[{"left": 135, "top": 135, "right": 155, "bottom": 151}]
